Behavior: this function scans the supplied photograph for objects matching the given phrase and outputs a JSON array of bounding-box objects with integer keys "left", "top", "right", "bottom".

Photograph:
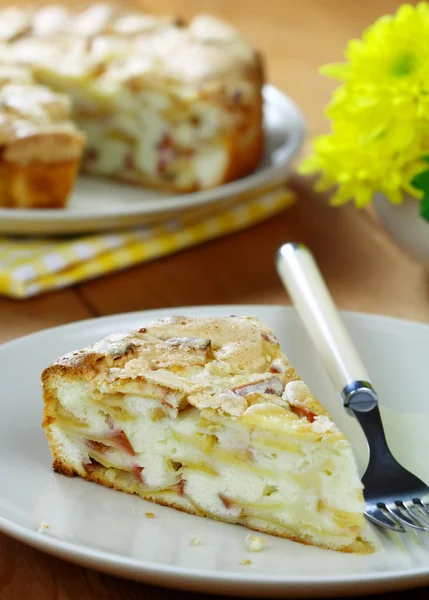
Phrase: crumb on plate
[
  {"left": 190, "top": 537, "right": 200, "bottom": 546},
  {"left": 245, "top": 534, "right": 265, "bottom": 552},
  {"left": 145, "top": 512, "right": 155, "bottom": 519},
  {"left": 240, "top": 559, "right": 252, "bottom": 566},
  {"left": 38, "top": 522, "right": 49, "bottom": 533}
]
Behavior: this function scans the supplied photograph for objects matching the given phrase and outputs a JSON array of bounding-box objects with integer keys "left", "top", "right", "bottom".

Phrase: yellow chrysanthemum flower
[{"left": 301, "top": 3, "right": 429, "bottom": 208}]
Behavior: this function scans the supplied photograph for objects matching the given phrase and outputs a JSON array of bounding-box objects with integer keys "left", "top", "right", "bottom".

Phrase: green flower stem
[{"left": 411, "top": 172, "right": 429, "bottom": 223}]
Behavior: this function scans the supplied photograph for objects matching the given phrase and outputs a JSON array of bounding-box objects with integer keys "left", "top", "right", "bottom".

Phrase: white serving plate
[
  {"left": 0, "top": 85, "right": 304, "bottom": 236},
  {"left": 0, "top": 305, "right": 428, "bottom": 597}
]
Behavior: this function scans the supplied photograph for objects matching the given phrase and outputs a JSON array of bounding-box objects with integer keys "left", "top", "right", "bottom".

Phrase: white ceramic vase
[{"left": 372, "top": 193, "right": 429, "bottom": 263}]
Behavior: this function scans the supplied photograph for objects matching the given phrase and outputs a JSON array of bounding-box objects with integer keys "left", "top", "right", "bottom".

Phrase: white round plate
[
  {"left": 0, "top": 85, "right": 304, "bottom": 236},
  {"left": 1, "top": 305, "right": 428, "bottom": 597}
]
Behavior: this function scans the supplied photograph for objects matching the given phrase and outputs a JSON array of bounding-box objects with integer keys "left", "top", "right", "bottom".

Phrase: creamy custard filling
[
  {"left": 51, "top": 387, "right": 365, "bottom": 545},
  {"left": 32, "top": 69, "right": 250, "bottom": 189},
  {"left": 74, "top": 100, "right": 232, "bottom": 189}
]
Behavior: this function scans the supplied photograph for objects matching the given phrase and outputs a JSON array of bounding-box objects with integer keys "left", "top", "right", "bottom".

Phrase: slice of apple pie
[
  {"left": 0, "top": 63, "right": 85, "bottom": 208},
  {"left": 42, "top": 316, "right": 371, "bottom": 553}
]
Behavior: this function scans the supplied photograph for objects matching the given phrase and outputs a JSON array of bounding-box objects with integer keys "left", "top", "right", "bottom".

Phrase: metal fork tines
[
  {"left": 366, "top": 500, "right": 429, "bottom": 533},
  {"left": 344, "top": 381, "right": 429, "bottom": 533}
]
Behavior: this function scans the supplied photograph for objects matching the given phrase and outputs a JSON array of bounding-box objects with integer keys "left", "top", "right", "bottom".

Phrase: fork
[{"left": 276, "top": 242, "right": 429, "bottom": 533}]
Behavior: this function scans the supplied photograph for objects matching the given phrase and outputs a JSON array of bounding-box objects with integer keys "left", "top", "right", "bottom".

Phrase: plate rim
[
  {"left": 2, "top": 304, "right": 429, "bottom": 353},
  {"left": 0, "top": 85, "right": 305, "bottom": 227},
  {"left": 1, "top": 304, "right": 429, "bottom": 596}
]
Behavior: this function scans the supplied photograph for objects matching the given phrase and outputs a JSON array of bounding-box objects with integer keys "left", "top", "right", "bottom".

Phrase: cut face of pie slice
[{"left": 42, "top": 316, "right": 372, "bottom": 553}]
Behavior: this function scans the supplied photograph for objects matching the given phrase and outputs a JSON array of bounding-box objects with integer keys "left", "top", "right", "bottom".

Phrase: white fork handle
[{"left": 276, "top": 243, "right": 371, "bottom": 396}]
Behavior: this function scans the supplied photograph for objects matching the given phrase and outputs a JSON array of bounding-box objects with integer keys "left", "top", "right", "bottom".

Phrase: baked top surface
[
  {"left": 0, "top": 4, "right": 259, "bottom": 88},
  {"left": 44, "top": 315, "right": 337, "bottom": 435},
  {"left": 0, "top": 60, "right": 84, "bottom": 157}
]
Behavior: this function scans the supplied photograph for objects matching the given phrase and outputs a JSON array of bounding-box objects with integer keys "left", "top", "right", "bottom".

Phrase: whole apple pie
[{"left": 0, "top": 4, "right": 264, "bottom": 208}]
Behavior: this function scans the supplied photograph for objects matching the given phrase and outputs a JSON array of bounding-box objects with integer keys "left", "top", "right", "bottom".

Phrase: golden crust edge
[
  {"left": 40, "top": 317, "right": 335, "bottom": 427},
  {"left": 0, "top": 154, "right": 82, "bottom": 208}
]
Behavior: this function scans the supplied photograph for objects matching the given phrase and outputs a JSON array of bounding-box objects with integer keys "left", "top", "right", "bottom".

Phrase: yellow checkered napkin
[{"left": 0, "top": 184, "right": 294, "bottom": 299}]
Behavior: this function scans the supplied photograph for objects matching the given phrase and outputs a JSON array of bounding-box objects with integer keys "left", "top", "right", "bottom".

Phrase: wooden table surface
[{"left": 1, "top": 0, "right": 429, "bottom": 598}]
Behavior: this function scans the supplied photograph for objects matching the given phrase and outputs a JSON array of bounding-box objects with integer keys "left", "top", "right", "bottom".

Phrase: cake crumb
[
  {"left": 190, "top": 537, "right": 200, "bottom": 546},
  {"left": 240, "top": 559, "right": 251, "bottom": 565},
  {"left": 38, "top": 522, "right": 49, "bottom": 533},
  {"left": 145, "top": 512, "right": 155, "bottom": 519},
  {"left": 245, "top": 534, "right": 265, "bottom": 552}
]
